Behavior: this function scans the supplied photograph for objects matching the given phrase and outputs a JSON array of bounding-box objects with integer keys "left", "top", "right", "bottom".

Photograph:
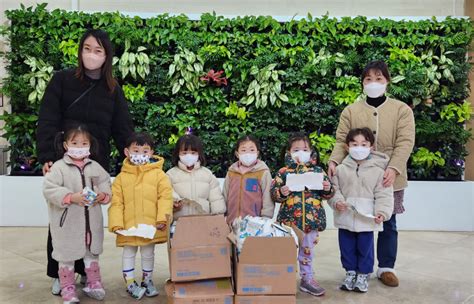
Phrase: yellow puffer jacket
[{"left": 108, "top": 156, "right": 173, "bottom": 247}]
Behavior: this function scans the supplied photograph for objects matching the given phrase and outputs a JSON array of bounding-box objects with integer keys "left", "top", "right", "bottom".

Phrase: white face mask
[
  {"left": 349, "top": 146, "right": 371, "bottom": 160},
  {"left": 364, "top": 82, "right": 387, "bottom": 98},
  {"left": 180, "top": 154, "right": 199, "bottom": 167},
  {"left": 129, "top": 154, "right": 150, "bottom": 165},
  {"left": 291, "top": 151, "right": 311, "bottom": 164},
  {"left": 66, "top": 146, "right": 90, "bottom": 159},
  {"left": 82, "top": 53, "right": 106, "bottom": 70},
  {"left": 239, "top": 153, "right": 258, "bottom": 167}
]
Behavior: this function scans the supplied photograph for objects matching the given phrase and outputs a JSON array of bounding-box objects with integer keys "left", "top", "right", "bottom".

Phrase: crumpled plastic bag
[{"left": 231, "top": 215, "right": 299, "bottom": 255}]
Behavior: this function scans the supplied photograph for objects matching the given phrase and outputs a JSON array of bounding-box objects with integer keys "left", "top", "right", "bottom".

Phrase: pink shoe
[
  {"left": 58, "top": 267, "right": 79, "bottom": 304},
  {"left": 83, "top": 262, "right": 105, "bottom": 300}
]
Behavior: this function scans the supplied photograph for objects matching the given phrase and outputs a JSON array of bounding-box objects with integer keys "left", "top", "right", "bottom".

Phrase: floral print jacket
[{"left": 271, "top": 154, "right": 334, "bottom": 233}]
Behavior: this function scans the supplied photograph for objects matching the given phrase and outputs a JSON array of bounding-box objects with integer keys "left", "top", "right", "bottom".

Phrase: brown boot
[{"left": 379, "top": 271, "right": 399, "bottom": 287}]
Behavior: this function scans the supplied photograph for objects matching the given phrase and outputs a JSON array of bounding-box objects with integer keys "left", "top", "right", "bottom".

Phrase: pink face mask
[{"left": 82, "top": 52, "right": 106, "bottom": 70}]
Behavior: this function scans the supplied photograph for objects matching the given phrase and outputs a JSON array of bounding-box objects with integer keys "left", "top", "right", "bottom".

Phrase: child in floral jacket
[{"left": 271, "top": 132, "right": 334, "bottom": 297}]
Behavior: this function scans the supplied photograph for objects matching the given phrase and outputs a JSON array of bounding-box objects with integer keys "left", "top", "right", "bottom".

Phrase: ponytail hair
[{"left": 54, "top": 124, "right": 99, "bottom": 160}]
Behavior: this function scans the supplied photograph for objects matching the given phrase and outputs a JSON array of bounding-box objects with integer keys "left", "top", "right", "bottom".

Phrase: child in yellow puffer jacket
[{"left": 108, "top": 132, "right": 173, "bottom": 300}]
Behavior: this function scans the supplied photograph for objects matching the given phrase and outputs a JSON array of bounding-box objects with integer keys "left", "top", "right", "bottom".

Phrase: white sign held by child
[
  {"left": 116, "top": 224, "right": 157, "bottom": 239},
  {"left": 286, "top": 172, "right": 324, "bottom": 191}
]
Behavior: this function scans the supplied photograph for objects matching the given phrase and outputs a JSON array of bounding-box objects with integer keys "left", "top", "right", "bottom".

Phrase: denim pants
[{"left": 377, "top": 214, "right": 398, "bottom": 268}]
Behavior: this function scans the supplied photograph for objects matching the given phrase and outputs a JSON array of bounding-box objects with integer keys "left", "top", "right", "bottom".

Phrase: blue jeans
[
  {"left": 377, "top": 214, "right": 398, "bottom": 268},
  {"left": 338, "top": 229, "right": 374, "bottom": 274}
]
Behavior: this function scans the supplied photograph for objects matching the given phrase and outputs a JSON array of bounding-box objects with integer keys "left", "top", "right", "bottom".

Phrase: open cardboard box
[
  {"left": 168, "top": 214, "right": 232, "bottom": 282},
  {"left": 165, "top": 278, "right": 234, "bottom": 304},
  {"left": 233, "top": 236, "right": 297, "bottom": 295},
  {"left": 234, "top": 295, "right": 296, "bottom": 304}
]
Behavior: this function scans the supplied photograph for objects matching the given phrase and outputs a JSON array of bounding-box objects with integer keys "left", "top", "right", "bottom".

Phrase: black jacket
[{"left": 36, "top": 69, "right": 134, "bottom": 171}]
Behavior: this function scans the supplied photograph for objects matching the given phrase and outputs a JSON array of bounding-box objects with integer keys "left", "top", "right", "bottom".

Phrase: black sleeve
[
  {"left": 111, "top": 84, "right": 134, "bottom": 158},
  {"left": 36, "top": 71, "right": 64, "bottom": 164}
]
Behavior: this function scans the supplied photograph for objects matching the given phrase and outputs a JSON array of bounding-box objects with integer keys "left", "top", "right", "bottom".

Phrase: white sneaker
[
  {"left": 353, "top": 273, "right": 369, "bottom": 293},
  {"left": 51, "top": 278, "right": 61, "bottom": 295},
  {"left": 340, "top": 270, "right": 357, "bottom": 291}
]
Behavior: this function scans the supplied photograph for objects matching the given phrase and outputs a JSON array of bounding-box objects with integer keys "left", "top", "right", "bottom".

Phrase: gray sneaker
[
  {"left": 353, "top": 273, "right": 369, "bottom": 293},
  {"left": 51, "top": 278, "right": 61, "bottom": 296},
  {"left": 300, "top": 278, "right": 326, "bottom": 296},
  {"left": 141, "top": 280, "right": 159, "bottom": 297},
  {"left": 127, "top": 281, "right": 146, "bottom": 300},
  {"left": 340, "top": 270, "right": 357, "bottom": 291},
  {"left": 79, "top": 274, "right": 86, "bottom": 285}
]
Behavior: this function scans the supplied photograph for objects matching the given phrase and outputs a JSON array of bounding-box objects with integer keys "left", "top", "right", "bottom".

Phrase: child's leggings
[
  {"left": 58, "top": 250, "right": 98, "bottom": 270},
  {"left": 298, "top": 230, "right": 319, "bottom": 280},
  {"left": 122, "top": 244, "right": 155, "bottom": 282}
]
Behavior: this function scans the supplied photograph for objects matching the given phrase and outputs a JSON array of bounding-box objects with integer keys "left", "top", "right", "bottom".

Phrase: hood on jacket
[
  {"left": 121, "top": 155, "right": 165, "bottom": 174},
  {"left": 228, "top": 159, "right": 270, "bottom": 173},
  {"left": 284, "top": 152, "right": 319, "bottom": 168},
  {"left": 341, "top": 150, "right": 389, "bottom": 170}
]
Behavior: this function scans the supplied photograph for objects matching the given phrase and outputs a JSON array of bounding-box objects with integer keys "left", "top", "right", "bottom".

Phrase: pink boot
[
  {"left": 58, "top": 267, "right": 79, "bottom": 304},
  {"left": 83, "top": 262, "right": 105, "bottom": 300}
]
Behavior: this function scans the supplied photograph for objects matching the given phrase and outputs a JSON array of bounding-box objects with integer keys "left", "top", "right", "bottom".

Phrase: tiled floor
[{"left": 0, "top": 228, "right": 472, "bottom": 304}]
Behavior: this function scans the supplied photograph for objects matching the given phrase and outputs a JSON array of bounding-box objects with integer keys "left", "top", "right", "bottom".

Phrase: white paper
[
  {"left": 286, "top": 172, "right": 324, "bottom": 191},
  {"left": 348, "top": 205, "right": 376, "bottom": 219},
  {"left": 116, "top": 224, "right": 157, "bottom": 239}
]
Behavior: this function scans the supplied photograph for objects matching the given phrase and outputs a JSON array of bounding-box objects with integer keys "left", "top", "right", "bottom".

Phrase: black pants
[{"left": 47, "top": 227, "right": 86, "bottom": 278}]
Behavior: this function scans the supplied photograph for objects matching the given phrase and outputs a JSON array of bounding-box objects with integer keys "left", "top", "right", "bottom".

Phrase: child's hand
[
  {"left": 280, "top": 186, "right": 290, "bottom": 196},
  {"left": 94, "top": 192, "right": 107, "bottom": 204},
  {"left": 335, "top": 201, "right": 348, "bottom": 212},
  {"left": 156, "top": 222, "right": 167, "bottom": 231},
  {"left": 71, "top": 192, "right": 88, "bottom": 206},
  {"left": 374, "top": 214, "right": 385, "bottom": 224},
  {"left": 173, "top": 200, "right": 183, "bottom": 211},
  {"left": 322, "top": 181, "right": 331, "bottom": 192}
]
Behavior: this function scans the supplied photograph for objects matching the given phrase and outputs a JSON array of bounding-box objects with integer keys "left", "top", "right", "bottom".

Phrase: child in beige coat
[
  {"left": 329, "top": 127, "right": 393, "bottom": 293},
  {"left": 166, "top": 134, "right": 226, "bottom": 219},
  {"left": 43, "top": 125, "right": 111, "bottom": 303}
]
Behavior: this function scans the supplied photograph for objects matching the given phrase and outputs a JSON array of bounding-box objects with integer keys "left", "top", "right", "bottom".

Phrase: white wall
[{"left": 1, "top": 176, "right": 473, "bottom": 231}]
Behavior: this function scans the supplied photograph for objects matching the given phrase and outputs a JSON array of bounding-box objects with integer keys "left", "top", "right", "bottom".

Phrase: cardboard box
[
  {"left": 235, "top": 237, "right": 297, "bottom": 295},
  {"left": 234, "top": 295, "right": 296, "bottom": 304},
  {"left": 165, "top": 278, "right": 234, "bottom": 304},
  {"left": 169, "top": 214, "right": 232, "bottom": 282}
]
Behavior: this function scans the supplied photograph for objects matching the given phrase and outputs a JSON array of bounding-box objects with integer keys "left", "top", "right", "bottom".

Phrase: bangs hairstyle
[
  {"left": 286, "top": 132, "right": 311, "bottom": 151},
  {"left": 345, "top": 127, "right": 375, "bottom": 146},
  {"left": 234, "top": 134, "right": 261, "bottom": 152},
  {"left": 75, "top": 29, "right": 117, "bottom": 93},
  {"left": 125, "top": 132, "right": 155, "bottom": 149},
  {"left": 54, "top": 124, "right": 99, "bottom": 159},
  {"left": 361, "top": 60, "right": 391, "bottom": 83},
  {"left": 172, "top": 134, "right": 206, "bottom": 166},
  {"left": 285, "top": 131, "right": 319, "bottom": 163}
]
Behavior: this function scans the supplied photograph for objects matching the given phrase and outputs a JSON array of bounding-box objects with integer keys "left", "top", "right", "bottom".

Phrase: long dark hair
[
  {"left": 172, "top": 134, "right": 206, "bottom": 166},
  {"left": 54, "top": 124, "right": 99, "bottom": 159},
  {"left": 75, "top": 29, "right": 117, "bottom": 92}
]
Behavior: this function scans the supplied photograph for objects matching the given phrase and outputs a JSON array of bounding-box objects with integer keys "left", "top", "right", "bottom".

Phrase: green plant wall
[{"left": 1, "top": 4, "right": 473, "bottom": 179}]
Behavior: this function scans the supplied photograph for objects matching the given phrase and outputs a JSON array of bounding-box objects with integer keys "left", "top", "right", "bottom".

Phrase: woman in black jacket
[{"left": 36, "top": 29, "right": 134, "bottom": 295}]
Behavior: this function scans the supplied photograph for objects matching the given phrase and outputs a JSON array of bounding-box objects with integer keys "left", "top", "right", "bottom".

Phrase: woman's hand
[
  {"left": 335, "top": 201, "right": 348, "bottom": 212},
  {"left": 42, "top": 161, "right": 53, "bottom": 175},
  {"left": 375, "top": 214, "right": 385, "bottom": 224},
  {"left": 280, "top": 185, "right": 290, "bottom": 196},
  {"left": 383, "top": 168, "right": 397, "bottom": 187},
  {"left": 70, "top": 192, "right": 88, "bottom": 206},
  {"left": 328, "top": 161, "right": 337, "bottom": 177}
]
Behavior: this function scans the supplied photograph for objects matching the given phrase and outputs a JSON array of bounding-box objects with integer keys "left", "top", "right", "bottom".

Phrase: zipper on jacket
[
  {"left": 356, "top": 164, "right": 360, "bottom": 177},
  {"left": 75, "top": 164, "right": 92, "bottom": 251},
  {"left": 302, "top": 190, "right": 306, "bottom": 231},
  {"left": 238, "top": 175, "right": 243, "bottom": 218}
]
